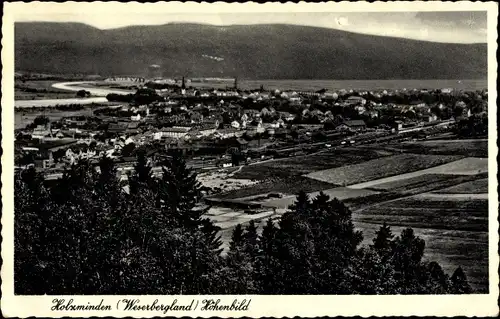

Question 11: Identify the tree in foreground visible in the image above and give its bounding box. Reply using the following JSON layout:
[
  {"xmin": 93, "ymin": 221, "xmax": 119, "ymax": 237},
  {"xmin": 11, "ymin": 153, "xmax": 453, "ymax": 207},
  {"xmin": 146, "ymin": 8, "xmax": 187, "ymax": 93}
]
[
  {"xmin": 14, "ymin": 153, "xmax": 223, "ymax": 294},
  {"xmin": 15, "ymin": 154, "xmax": 475, "ymax": 295}
]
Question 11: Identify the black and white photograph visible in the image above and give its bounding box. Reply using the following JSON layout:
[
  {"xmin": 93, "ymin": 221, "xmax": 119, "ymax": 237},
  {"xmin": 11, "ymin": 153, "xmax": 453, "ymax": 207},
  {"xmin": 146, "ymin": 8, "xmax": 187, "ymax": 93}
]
[{"xmin": 1, "ymin": 1, "xmax": 498, "ymax": 317}]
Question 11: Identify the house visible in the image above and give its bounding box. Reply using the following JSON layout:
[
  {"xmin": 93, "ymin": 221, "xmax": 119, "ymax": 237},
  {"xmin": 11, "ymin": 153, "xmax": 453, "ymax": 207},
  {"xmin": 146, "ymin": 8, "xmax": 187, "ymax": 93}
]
[
  {"xmin": 336, "ymin": 120, "xmax": 367, "ymax": 132},
  {"xmin": 422, "ymin": 114, "xmax": 438, "ymax": 123},
  {"xmin": 36, "ymin": 139, "xmax": 79, "ymax": 167},
  {"xmin": 194, "ymin": 123, "xmax": 218, "ymax": 137},
  {"xmin": 345, "ymin": 96, "xmax": 367, "ymax": 106},
  {"xmin": 158, "ymin": 127, "xmax": 191, "ymax": 139},
  {"xmin": 244, "ymin": 109, "xmax": 261, "ymax": 118},
  {"xmin": 241, "ymin": 113, "xmax": 249, "ymax": 123},
  {"xmin": 278, "ymin": 112, "xmax": 295, "ymax": 122},
  {"xmin": 409, "ymin": 100, "xmax": 426, "ymax": 108},
  {"xmin": 31, "ymin": 125, "xmax": 53, "ymax": 140},
  {"xmin": 216, "ymin": 128, "xmax": 244, "ymax": 139},
  {"xmin": 126, "ymin": 122, "xmax": 140, "ymax": 135},
  {"xmin": 231, "ymin": 121, "xmax": 241, "ymax": 129},
  {"xmin": 108, "ymin": 123, "xmax": 128, "ymax": 135}
]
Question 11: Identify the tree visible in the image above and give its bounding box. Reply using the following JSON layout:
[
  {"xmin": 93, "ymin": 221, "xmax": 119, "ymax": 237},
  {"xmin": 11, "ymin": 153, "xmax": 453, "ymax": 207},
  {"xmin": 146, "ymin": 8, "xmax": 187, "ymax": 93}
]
[
  {"xmin": 157, "ymin": 153, "xmax": 222, "ymax": 253},
  {"xmin": 127, "ymin": 149, "xmax": 153, "ymax": 195},
  {"xmin": 450, "ymin": 267, "xmax": 473, "ymax": 294},
  {"xmin": 229, "ymin": 224, "xmax": 245, "ymax": 251},
  {"xmin": 371, "ymin": 222, "xmax": 394, "ymax": 259},
  {"xmin": 244, "ymin": 220, "xmax": 259, "ymax": 258},
  {"xmin": 391, "ymin": 228, "xmax": 426, "ymax": 294},
  {"xmin": 256, "ymin": 218, "xmax": 278, "ymax": 293},
  {"xmin": 76, "ymin": 89, "xmax": 90, "ymax": 98},
  {"xmin": 33, "ymin": 115, "xmax": 49, "ymax": 126},
  {"xmin": 121, "ymin": 142, "xmax": 136, "ymax": 157}
]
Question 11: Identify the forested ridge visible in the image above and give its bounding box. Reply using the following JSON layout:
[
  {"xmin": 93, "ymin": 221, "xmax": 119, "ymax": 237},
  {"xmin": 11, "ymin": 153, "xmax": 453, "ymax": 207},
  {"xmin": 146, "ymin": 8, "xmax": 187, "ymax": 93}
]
[{"xmin": 15, "ymin": 22, "xmax": 486, "ymax": 79}]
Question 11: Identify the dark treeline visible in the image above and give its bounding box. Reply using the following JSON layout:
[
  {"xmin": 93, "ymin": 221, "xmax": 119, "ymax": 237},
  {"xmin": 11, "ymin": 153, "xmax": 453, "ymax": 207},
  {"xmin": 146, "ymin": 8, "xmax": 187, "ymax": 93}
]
[{"xmin": 15, "ymin": 153, "xmax": 473, "ymax": 295}]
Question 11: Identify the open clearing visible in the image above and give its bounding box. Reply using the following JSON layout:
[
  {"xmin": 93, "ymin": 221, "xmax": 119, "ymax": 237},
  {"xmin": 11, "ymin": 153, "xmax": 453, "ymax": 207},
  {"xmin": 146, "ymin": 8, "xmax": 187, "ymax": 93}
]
[
  {"xmin": 365, "ymin": 139, "xmax": 488, "ymax": 157},
  {"xmin": 215, "ymin": 176, "xmax": 335, "ymax": 200},
  {"xmin": 366, "ymin": 173, "xmax": 487, "ymax": 195},
  {"xmin": 232, "ymin": 147, "xmax": 391, "ymax": 180},
  {"xmin": 356, "ymin": 197, "xmax": 488, "ymax": 232},
  {"xmin": 306, "ymin": 154, "xmax": 464, "ymax": 187},
  {"xmin": 15, "ymin": 109, "xmax": 94, "ymax": 129},
  {"xmin": 198, "ymin": 171, "xmax": 259, "ymax": 193},
  {"xmin": 433, "ymin": 178, "xmax": 489, "ymax": 194}
]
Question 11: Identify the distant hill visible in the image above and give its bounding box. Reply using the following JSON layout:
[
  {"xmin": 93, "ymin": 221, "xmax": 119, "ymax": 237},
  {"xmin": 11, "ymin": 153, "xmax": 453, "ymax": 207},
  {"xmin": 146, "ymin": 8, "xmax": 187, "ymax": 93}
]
[{"xmin": 15, "ymin": 22, "xmax": 487, "ymax": 80}]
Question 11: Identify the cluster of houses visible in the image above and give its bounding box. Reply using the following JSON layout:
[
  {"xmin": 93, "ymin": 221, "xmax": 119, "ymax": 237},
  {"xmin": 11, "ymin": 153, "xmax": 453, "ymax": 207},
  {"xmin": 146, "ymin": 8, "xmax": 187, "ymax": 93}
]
[{"xmin": 15, "ymin": 84, "xmax": 485, "ymax": 171}]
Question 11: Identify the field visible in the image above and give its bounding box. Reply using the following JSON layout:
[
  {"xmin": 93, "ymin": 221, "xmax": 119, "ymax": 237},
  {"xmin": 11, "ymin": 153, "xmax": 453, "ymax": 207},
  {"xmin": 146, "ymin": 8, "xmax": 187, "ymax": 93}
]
[
  {"xmin": 433, "ymin": 178, "xmax": 489, "ymax": 194},
  {"xmin": 368, "ymin": 173, "xmax": 487, "ymax": 195},
  {"xmin": 207, "ymin": 139, "xmax": 490, "ymax": 291},
  {"xmin": 15, "ymin": 109, "xmax": 93, "ymax": 130},
  {"xmin": 232, "ymin": 147, "xmax": 391, "ymax": 180},
  {"xmin": 363, "ymin": 139, "xmax": 488, "ymax": 158},
  {"xmin": 15, "ymin": 80, "xmax": 78, "ymax": 100},
  {"xmin": 306, "ymin": 154, "xmax": 464, "ymax": 186},
  {"xmin": 356, "ymin": 197, "xmax": 488, "ymax": 232}
]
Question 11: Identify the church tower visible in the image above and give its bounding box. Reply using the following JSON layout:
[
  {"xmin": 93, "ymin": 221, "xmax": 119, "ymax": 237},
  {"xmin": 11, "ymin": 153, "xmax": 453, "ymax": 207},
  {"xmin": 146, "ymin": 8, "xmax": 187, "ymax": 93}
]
[{"xmin": 181, "ymin": 76, "xmax": 186, "ymax": 95}]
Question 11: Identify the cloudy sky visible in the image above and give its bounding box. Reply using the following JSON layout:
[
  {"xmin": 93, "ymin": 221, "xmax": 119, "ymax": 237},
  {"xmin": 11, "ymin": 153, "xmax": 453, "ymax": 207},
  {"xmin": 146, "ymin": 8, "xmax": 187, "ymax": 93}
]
[{"xmin": 13, "ymin": 7, "xmax": 487, "ymax": 44}]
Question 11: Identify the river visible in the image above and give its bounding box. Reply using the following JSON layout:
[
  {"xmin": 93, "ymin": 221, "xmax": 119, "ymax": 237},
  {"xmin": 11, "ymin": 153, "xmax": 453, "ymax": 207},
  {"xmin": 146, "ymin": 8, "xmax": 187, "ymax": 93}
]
[{"xmin": 14, "ymin": 81, "xmax": 133, "ymax": 108}]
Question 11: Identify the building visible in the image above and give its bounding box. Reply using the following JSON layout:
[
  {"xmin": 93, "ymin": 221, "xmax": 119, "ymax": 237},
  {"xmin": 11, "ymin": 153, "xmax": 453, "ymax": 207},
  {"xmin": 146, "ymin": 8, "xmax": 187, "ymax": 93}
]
[
  {"xmin": 216, "ymin": 128, "xmax": 244, "ymax": 139},
  {"xmin": 422, "ymin": 114, "xmax": 438, "ymax": 123},
  {"xmin": 345, "ymin": 96, "xmax": 367, "ymax": 106},
  {"xmin": 31, "ymin": 125, "xmax": 53, "ymax": 140},
  {"xmin": 157, "ymin": 127, "xmax": 191, "ymax": 139},
  {"xmin": 336, "ymin": 120, "xmax": 367, "ymax": 132}
]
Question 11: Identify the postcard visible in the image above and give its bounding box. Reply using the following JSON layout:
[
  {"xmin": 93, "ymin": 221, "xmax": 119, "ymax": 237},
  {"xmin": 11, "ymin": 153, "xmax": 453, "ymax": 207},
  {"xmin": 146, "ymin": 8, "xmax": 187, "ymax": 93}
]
[{"xmin": 1, "ymin": 1, "xmax": 498, "ymax": 317}]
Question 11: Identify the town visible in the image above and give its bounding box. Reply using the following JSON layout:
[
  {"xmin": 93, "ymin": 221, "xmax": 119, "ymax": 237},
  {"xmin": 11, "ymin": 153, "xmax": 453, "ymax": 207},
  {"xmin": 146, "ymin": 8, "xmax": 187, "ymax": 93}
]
[{"xmin": 15, "ymin": 75, "xmax": 487, "ymax": 180}]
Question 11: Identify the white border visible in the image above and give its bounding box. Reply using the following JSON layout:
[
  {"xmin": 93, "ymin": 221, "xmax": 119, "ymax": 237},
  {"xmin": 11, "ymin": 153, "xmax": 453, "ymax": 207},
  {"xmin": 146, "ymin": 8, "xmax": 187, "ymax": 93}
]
[{"xmin": 2, "ymin": 2, "xmax": 499, "ymax": 317}]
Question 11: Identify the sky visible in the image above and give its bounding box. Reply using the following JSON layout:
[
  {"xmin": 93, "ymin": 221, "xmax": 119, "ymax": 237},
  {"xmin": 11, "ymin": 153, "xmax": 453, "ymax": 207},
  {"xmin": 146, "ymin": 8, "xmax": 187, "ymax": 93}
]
[{"xmin": 13, "ymin": 9, "xmax": 487, "ymax": 44}]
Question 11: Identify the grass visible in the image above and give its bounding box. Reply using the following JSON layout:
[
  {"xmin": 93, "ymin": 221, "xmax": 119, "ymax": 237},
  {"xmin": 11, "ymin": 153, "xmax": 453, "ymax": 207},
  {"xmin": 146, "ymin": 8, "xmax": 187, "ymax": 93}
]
[
  {"xmin": 233, "ymin": 147, "xmax": 391, "ymax": 180},
  {"xmin": 15, "ymin": 80, "xmax": 78, "ymax": 100},
  {"xmin": 356, "ymin": 197, "xmax": 488, "ymax": 232},
  {"xmin": 381, "ymin": 139, "xmax": 488, "ymax": 158},
  {"xmin": 15, "ymin": 109, "xmax": 93, "ymax": 130},
  {"xmin": 369, "ymin": 173, "xmax": 488, "ymax": 195},
  {"xmin": 306, "ymin": 154, "xmax": 464, "ymax": 186},
  {"xmin": 433, "ymin": 178, "xmax": 489, "ymax": 194}
]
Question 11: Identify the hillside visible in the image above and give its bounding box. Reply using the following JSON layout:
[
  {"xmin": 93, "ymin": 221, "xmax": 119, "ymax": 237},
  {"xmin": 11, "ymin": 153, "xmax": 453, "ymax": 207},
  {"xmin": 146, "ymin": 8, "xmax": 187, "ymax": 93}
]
[{"xmin": 14, "ymin": 22, "xmax": 487, "ymax": 80}]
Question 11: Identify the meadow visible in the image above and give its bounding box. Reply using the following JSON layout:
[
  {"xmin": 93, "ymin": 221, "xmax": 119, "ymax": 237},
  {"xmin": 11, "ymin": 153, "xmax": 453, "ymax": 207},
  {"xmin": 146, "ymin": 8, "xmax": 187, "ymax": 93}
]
[
  {"xmin": 15, "ymin": 80, "xmax": 77, "ymax": 100},
  {"xmin": 306, "ymin": 153, "xmax": 464, "ymax": 186},
  {"xmin": 210, "ymin": 138, "xmax": 490, "ymax": 291},
  {"xmin": 433, "ymin": 178, "xmax": 489, "ymax": 194},
  {"xmin": 232, "ymin": 147, "xmax": 392, "ymax": 180},
  {"xmin": 363, "ymin": 139, "xmax": 488, "ymax": 158}
]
